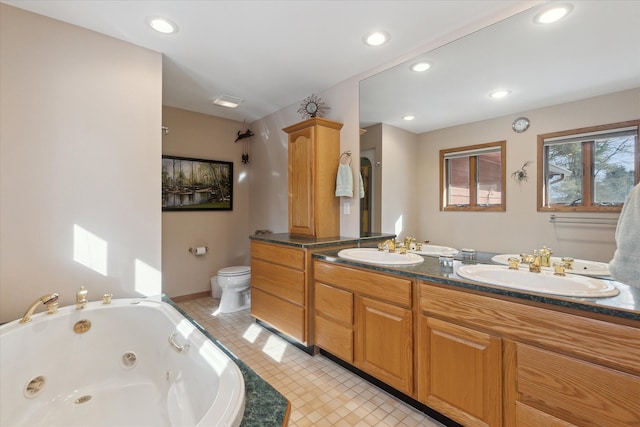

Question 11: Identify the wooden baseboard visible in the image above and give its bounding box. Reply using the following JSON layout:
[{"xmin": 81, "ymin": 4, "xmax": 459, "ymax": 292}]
[{"xmin": 170, "ymin": 291, "xmax": 212, "ymax": 303}]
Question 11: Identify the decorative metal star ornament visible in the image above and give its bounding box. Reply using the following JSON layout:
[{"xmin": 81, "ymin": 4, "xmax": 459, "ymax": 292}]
[
  {"xmin": 298, "ymin": 94, "xmax": 329, "ymax": 119},
  {"xmin": 511, "ymin": 160, "xmax": 533, "ymax": 183}
]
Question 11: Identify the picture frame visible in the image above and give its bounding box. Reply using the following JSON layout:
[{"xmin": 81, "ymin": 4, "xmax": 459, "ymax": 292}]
[{"xmin": 162, "ymin": 155, "xmax": 233, "ymax": 211}]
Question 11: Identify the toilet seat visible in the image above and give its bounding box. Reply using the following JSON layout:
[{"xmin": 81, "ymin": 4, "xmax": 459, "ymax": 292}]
[{"xmin": 218, "ymin": 266, "xmax": 250, "ymax": 277}]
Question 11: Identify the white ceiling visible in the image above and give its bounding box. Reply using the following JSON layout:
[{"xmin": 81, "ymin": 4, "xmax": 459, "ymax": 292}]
[
  {"xmin": 3, "ymin": 0, "xmax": 535, "ymax": 124},
  {"xmin": 360, "ymin": 0, "xmax": 640, "ymax": 133}
]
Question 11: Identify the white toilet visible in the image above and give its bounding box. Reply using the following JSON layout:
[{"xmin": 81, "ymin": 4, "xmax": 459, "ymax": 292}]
[{"xmin": 214, "ymin": 266, "xmax": 251, "ymax": 313}]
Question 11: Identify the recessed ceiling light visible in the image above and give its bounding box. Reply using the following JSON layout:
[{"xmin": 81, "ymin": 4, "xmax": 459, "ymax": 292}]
[
  {"xmin": 363, "ymin": 31, "xmax": 390, "ymax": 47},
  {"xmin": 534, "ymin": 4, "xmax": 573, "ymax": 24},
  {"xmin": 403, "ymin": 115, "xmax": 415, "ymax": 121},
  {"xmin": 489, "ymin": 89, "xmax": 511, "ymax": 99},
  {"xmin": 410, "ymin": 62, "xmax": 431, "ymax": 72},
  {"xmin": 212, "ymin": 94, "xmax": 244, "ymax": 109},
  {"xmin": 149, "ymin": 17, "xmax": 178, "ymax": 34}
]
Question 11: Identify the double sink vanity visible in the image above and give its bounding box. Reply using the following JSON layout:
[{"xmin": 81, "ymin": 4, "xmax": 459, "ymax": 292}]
[
  {"xmin": 250, "ymin": 233, "xmax": 640, "ymax": 427},
  {"xmin": 253, "ymin": 116, "xmax": 640, "ymax": 426}
]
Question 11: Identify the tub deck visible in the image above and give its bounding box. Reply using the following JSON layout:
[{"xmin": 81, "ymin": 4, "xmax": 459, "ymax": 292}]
[{"xmin": 165, "ymin": 296, "xmax": 290, "ymax": 427}]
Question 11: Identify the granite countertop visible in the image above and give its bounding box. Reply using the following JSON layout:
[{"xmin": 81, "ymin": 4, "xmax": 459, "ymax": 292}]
[
  {"xmin": 312, "ymin": 249, "xmax": 640, "ymax": 323},
  {"xmin": 165, "ymin": 297, "xmax": 289, "ymax": 427},
  {"xmin": 249, "ymin": 232, "xmax": 394, "ymax": 248}
]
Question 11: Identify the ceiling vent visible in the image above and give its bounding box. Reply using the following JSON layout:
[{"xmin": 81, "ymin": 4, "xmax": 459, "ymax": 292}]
[{"xmin": 212, "ymin": 94, "xmax": 244, "ymax": 109}]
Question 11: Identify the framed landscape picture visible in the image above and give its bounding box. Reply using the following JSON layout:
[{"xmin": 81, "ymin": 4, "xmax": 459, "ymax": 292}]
[{"xmin": 162, "ymin": 155, "xmax": 233, "ymax": 211}]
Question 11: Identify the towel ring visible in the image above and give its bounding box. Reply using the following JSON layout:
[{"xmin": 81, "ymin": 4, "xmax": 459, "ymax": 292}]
[{"xmin": 339, "ymin": 151, "xmax": 352, "ymax": 165}]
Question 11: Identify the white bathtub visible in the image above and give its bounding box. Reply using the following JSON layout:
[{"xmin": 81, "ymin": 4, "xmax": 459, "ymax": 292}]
[{"xmin": 0, "ymin": 297, "xmax": 245, "ymax": 427}]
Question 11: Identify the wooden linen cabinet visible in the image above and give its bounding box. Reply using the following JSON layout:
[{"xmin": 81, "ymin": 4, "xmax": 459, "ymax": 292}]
[{"xmin": 283, "ymin": 117, "xmax": 342, "ymax": 238}]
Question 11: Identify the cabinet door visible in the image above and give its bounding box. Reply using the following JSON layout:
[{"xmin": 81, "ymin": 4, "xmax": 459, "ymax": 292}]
[
  {"xmin": 355, "ymin": 296, "xmax": 413, "ymax": 395},
  {"xmin": 288, "ymin": 128, "xmax": 314, "ymax": 236},
  {"xmin": 418, "ymin": 316, "xmax": 502, "ymax": 427}
]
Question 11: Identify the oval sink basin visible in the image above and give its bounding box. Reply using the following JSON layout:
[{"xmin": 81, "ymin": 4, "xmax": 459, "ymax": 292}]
[
  {"xmin": 338, "ymin": 248, "xmax": 424, "ymax": 266},
  {"xmin": 410, "ymin": 245, "xmax": 458, "ymax": 257},
  {"xmin": 491, "ymin": 254, "xmax": 610, "ymax": 277},
  {"xmin": 456, "ymin": 264, "xmax": 619, "ymax": 298}
]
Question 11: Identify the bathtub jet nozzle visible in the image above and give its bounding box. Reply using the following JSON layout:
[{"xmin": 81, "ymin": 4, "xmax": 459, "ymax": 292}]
[{"xmin": 19, "ymin": 293, "xmax": 60, "ymax": 323}]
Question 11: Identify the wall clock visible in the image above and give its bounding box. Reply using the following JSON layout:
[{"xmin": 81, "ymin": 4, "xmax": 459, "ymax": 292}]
[
  {"xmin": 512, "ymin": 117, "xmax": 530, "ymax": 133},
  {"xmin": 297, "ymin": 94, "xmax": 329, "ymax": 119}
]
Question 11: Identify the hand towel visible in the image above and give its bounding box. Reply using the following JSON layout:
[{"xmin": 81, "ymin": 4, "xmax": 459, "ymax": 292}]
[
  {"xmin": 359, "ymin": 172, "xmax": 365, "ymax": 199},
  {"xmin": 335, "ymin": 164, "xmax": 353, "ymax": 197},
  {"xmin": 609, "ymin": 183, "xmax": 640, "ymax": 288}
]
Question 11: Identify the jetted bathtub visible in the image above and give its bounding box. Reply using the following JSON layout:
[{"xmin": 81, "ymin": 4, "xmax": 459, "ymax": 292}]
[{"xmin": 0, "ymin": 297, "xmax": 245, "ymax": 426}]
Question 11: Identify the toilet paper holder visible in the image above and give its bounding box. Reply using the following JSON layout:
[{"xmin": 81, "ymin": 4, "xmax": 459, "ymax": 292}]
[{"xmin": 189, "ymin": 246, "xmax": 209, "ymax": 255}]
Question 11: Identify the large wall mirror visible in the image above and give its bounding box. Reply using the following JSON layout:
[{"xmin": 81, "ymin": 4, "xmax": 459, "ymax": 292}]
[{"xmin": 359, "ymin": 1, "xmax": 640, "ymax": 244}]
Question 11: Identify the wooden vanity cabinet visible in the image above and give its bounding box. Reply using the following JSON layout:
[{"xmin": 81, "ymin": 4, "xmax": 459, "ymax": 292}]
[
  {"xmin": 283, "ymin": 118, "xmax": 342, "ymax": 238},
  {"xmin": 250, "ymin": 239, "xmax": 363, "ymax": 346},
  {"xmin": 419, "ymin": 282, "xmax": 640, "ymax": 427},
  {"xmin": 310, "ymin": 260, "xmax": 639, "ymax": 426},
  {"xmin": 313, "ymin": 260, "xmax": 414, "ymax": 395},
  {"xmin": 251, "ymin": 241, "xmax": 306, "ymax": 342}
]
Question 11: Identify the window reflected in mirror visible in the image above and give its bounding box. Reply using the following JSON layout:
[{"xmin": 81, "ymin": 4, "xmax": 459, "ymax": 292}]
[
  {"xmin": 538, "ymin": 120, "xmax": 639, "ymax": 211},
  {"xmin": 440, "ymin": 141, "xmax": 506, "ymax": 211}
]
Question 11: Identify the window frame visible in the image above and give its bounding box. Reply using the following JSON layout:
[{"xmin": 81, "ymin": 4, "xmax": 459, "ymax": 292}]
[
  {"xmin": 440, "ymin": 140, "xmax": 506, "ymax": 212},
  {"xmin": 537, "ymin": 120, "xmax": 640, "ymax": 212}
]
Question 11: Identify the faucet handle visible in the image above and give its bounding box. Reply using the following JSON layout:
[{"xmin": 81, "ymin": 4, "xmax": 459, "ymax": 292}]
[
  {"xmin": 102, "ymin": 293, "xmax": 113, "ymax": 304},
  {"xmin": 561, "ymin": 257, "xmax": 574, "ymax": 270},
  {"xmin": 76, "ymin": 286, "xmax": 88, "ymax": 309},
  {"xmin": 553, "ymin": 262, "xmax": 566, "ymax": 276},
  {"xmin": 508, "ymin": 257, "xmax": 520, "ymax": 270},
  {"xmin": 47, "ymin": 301, "xmax": 59, "ymax": 314}
]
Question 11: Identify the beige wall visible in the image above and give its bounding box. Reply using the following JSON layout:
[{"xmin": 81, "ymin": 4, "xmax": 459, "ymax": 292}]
[
  {"xmin": 415, "ymin": 88, "xmax": 639, "ymax": 262},
  {"xmin": 380, "ymin": 124, "xmax": 419, "ymax": 239},
  {"xmin": 0, "ymin": 4, "xmax": 162, "ymax": 323},
  {"xmin": 161, "ymin": 107, "xmax": 250, "ymax": 298},
  {"xmin": 249, "ymin": 76, "xmax": 363, "ymax": 238}
]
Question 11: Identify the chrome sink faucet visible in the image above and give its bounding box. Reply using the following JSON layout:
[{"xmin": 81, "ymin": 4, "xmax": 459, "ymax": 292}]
[{"xmin": 19, "ymin": 293, "xmax": 59, "ymax": 323}]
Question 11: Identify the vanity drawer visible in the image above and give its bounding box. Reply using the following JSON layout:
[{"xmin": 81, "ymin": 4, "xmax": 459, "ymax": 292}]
[
  {"xmin": 314, "ymin": 260, "xmax": 412, "ymax": 308},
  {"xmin": 251, "ymin": 258, "xmax": 304, "ymax": 305},
  {"xmin": 251, "ymin": 240, "xmax": 305, "ymax": 270},
  {"xmin": 419, "ymin": 282, "xmax": 640, "ymax": 374},
  {"xmin": 251, "ymin": 288, "xmax": 305, "ymax": 342},
  {"xmin": 314, "ymin": 282, "xmax": 353, "ymax": 326},
  {"xmin": 515, "ymin": 343, "xmax": 640, "ymax": 427},
  {"xmin": 314, "ymin": 315, "xmax": 353, "ymax": 362}
]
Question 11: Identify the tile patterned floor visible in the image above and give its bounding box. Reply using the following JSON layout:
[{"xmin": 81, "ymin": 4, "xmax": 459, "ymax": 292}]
[{"xmin": 179, "ymin": 297, "xmax": 445, "ymax": 427}]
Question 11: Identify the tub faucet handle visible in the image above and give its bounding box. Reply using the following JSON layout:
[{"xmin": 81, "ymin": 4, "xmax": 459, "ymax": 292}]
[
  {"xmin": 76, "ymin": 286, "xmax": 88, "ymax": 309},
  {"xmin": 47, "ymin": 301, "xmax": 59, "ymax": 314}
]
